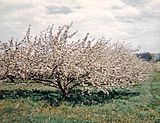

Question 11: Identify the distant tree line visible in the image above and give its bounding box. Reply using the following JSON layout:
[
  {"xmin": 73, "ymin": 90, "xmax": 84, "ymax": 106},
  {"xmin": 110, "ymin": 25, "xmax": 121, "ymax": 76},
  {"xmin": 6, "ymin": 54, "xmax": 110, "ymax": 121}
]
[{"xmin": 136, "ymin": 52, "xmax": 160, "ymax": 62}]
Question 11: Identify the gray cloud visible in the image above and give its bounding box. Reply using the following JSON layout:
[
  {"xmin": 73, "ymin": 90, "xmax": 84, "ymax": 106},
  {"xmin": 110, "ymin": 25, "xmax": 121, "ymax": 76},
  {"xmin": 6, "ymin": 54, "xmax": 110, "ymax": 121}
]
[
  {"xmin": 111, "ymin": 5, "xmax": 122, "ymax": 9},
  {"xmin": 0, "ymin": 2, "xmax": 33, "ymax": 15},
  {"xmin": 121, "ymin": 0, "xmax": 147, "ymax": 6},
  {"xmin": 0, "ymin": 0, "xmax": 159, "ymax": 53},
  {"xmin": 47, "ymin": 6, "xmax": 73, "ymax": 14},
  {"xmin": 115, "ymin": 16, "xmax": 135, "ymax": 23}
]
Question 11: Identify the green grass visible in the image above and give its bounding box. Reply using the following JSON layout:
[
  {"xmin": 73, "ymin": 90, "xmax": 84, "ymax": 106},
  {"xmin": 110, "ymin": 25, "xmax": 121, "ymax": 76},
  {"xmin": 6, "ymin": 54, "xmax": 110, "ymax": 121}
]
[{"xmin": 0, "ymin": 72, "xmax": 160, "ymax": 123}]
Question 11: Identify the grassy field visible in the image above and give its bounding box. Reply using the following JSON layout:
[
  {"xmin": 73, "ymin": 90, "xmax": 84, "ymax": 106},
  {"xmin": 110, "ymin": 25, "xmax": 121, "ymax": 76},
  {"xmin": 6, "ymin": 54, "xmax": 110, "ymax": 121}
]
[{"xmin": 0, "ymin": 72, "xmax": 160, "ymax": 123}]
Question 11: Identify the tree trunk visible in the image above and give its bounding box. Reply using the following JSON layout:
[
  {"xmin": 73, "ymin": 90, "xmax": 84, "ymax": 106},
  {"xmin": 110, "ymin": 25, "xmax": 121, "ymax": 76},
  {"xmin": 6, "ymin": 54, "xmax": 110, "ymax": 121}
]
[
  {"xmin": 7, "ymin": 75, "xmax": 15, "ymax": 83},
  {"xmin": 61, "ymin": 89, "xmax": 69, "ymax": 99},
  {"xmin": 57, "ymin": 80, "xmax": 69, "ymax": 99}
]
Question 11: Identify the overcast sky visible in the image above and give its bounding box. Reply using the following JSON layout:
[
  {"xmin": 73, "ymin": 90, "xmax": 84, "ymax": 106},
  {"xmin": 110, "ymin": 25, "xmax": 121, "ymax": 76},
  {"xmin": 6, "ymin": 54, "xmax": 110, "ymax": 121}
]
[{"xmin": 0, "ymin": 0, "xmax": 160, "ymax": 53}]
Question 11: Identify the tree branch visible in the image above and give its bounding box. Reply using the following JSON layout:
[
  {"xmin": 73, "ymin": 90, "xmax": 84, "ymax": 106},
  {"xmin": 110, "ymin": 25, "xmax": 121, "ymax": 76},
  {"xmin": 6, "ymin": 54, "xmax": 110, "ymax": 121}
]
[
  {"xmin": 65, "ymin": 78, "xmax": 76, "ymax": 87},
  {"xmin": 34, "ymin": 79, "xmax": 59, "ymax": 88}
]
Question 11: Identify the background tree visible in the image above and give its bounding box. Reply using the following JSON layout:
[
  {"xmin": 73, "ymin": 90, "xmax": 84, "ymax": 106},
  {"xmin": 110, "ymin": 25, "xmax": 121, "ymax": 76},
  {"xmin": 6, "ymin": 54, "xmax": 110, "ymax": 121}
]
[{"xmin": 136, "ymin": 52, "xmax": 152, "ymax": 61}]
